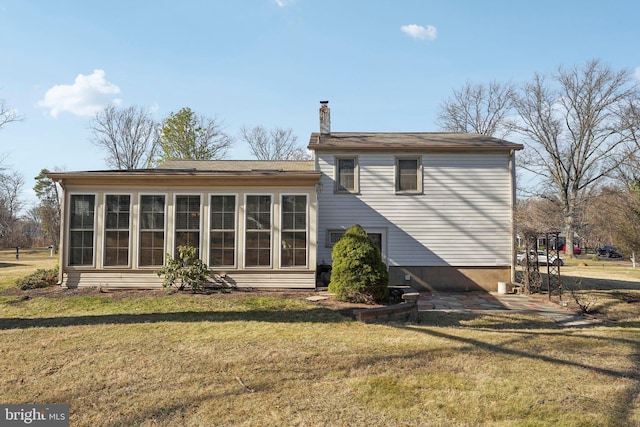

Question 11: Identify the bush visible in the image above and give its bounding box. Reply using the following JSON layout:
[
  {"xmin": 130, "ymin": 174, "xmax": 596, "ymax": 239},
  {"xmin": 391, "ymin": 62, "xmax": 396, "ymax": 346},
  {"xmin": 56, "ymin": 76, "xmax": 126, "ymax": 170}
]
[
  {"xmin": 16, "ymin": 267, "xmax": 59, "ymax": 290},
  {"xmin": 328, "ymin": 224, "xmax": 389, "ymax": 304},
  {"xmin": 156, "ymin": 246, "xmax": 210, "ymax": 292}
]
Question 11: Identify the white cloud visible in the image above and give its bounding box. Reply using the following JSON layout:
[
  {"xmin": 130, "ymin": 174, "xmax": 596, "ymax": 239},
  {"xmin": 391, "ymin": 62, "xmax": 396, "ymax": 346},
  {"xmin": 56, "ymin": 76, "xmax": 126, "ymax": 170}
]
[
  {"xmin": 635, "ymin": 67, "xmax": 640, "ymax": 81},
  {"xmin": 37, "ymin": 69, "xmax": 121, "ymax": 118},
  {"xmin": 401, "ymin": 24, "xmax": 437, "ymax": 41}
]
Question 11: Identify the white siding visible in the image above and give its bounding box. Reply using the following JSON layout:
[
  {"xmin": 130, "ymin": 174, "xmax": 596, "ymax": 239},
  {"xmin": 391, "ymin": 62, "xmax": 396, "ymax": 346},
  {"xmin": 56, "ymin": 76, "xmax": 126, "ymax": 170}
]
[{"xmin": 317, "ymin": 152, "xmax": 513, "ymax": 267}]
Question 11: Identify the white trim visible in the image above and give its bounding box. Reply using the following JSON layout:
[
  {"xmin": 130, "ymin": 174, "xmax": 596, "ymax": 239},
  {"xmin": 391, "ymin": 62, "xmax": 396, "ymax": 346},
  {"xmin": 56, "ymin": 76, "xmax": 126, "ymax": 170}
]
[
  {"xmin": 137, "ymin": 193, "xmax": 168, "ymax": 269},
  {"xmin": 243, "ymin": 193, "xmax": 274, "ymax": 269},
  {"xmin": 172, "ymin": 193, "xmax": 204, "ymax": 259},
  {"xmin": 67, "ymin": 192, "xmax": 98, "ymax": 268},
  {"xmin": 207, "ymin": 192, "xmax": 239, "ymax": 269},
  {"xmin": 279, "ymin": 193, "xmax": 310, "ymax": 269},
  {"xmin": 102, "ymin": 193, "xmax": 133, "ymax": 269}
]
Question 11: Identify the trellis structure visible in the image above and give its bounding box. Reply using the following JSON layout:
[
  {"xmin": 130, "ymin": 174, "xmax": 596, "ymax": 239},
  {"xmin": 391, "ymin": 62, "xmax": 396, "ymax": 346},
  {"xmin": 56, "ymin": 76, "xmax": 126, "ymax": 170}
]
[{"xmin": 519, "ymin": 231, "xmax": 562, "ymax": 300}]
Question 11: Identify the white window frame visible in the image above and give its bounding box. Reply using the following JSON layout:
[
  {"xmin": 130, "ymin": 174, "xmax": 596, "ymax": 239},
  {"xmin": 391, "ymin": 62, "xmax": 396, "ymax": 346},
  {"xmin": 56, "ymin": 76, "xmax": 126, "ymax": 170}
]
[
  {"xmin": 103, "ymin": 193, "xmax": 133, "ymax": 268},
  {"xmin": 244, "ymin": 193, "xmax": 274, "ymax": 269},
  {"xmin": 67, "ymin": 193, "xmax": 97, "ymax": 268},
  {"xmin": 207, "ymin": 192, "xmax": 239, "ymax": 269},
  {"xmin": 173, "ymin": 193, "xmax": 203, "ymax": 259},
  {"xmin": 280, "ymin": 193, "xmax": 309, "ymax": 269},
  {"xmin": 137, "ymin": 193, "xmax": 168, "ymax": 269}
]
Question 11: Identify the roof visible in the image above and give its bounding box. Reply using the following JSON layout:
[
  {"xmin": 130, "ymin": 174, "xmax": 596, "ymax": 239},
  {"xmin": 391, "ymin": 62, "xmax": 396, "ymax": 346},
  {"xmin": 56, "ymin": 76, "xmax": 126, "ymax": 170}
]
[
  {"xmin": 47, "ymin": 160, "xmax": 320, "ymax": 187},
  {"xmin": 158, "ymin": 159, "xmax": 315, "ymax": 172},
  {"xmin": 307, "ymin": 132, "xmax": 523, "ymax": 152}
]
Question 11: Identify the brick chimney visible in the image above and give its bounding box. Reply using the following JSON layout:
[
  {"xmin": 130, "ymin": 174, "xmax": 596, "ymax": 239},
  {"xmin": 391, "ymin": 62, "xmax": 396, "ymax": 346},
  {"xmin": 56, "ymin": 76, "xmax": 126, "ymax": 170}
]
[{"xmin": 319, "ymin": 101, "xmax": 330, "ymax": 136}]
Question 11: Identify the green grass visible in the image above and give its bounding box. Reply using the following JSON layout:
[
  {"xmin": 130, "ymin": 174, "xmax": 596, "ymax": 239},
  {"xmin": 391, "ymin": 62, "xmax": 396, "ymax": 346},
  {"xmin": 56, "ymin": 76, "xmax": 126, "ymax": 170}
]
[{"xmin": 2, "ymin": 250, "xmax": 640, "ymax": 426}]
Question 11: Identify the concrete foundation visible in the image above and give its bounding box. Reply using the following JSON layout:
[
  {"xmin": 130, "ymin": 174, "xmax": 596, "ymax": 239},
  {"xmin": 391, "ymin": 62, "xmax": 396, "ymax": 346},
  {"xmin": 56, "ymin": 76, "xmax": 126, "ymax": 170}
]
[{"xmin": 389, "ymin": 266, "xmax": 511, "ymax": 292}]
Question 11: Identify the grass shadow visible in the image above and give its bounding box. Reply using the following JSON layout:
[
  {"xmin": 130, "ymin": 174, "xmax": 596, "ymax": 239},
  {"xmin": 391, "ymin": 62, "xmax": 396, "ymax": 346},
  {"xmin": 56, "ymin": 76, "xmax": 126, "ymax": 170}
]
[{"xmin": 0, "ymin": 307, "xmax": 353, "ymax": 330}]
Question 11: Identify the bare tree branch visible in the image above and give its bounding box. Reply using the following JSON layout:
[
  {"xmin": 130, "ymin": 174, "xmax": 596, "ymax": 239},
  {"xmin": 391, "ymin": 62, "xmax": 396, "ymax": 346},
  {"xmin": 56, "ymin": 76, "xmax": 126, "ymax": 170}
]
[
  {"xmin": 436, "ymin": 80, "xmax": 515, "ymax": 138},
  {"xmin": 90, "ymin": 105, "xmax": 158, "ymax": 169},
  {"xmin": 240, "ymin": 125, "xmax": 310, "ymax": 160},
  {"xmin": 0, "ymin": 98, "xmax": 22, "ymax": 131},
  {"xmin": 512, "ymin": 59, "xmax": 640, "ymax": 257}
]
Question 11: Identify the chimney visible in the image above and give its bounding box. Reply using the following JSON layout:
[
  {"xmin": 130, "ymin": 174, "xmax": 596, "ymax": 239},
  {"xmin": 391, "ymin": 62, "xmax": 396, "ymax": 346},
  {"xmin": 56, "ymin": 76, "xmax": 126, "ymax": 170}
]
[{"xmin": 319, "ymin": 101, "xmax": 330, "ymax": 136}]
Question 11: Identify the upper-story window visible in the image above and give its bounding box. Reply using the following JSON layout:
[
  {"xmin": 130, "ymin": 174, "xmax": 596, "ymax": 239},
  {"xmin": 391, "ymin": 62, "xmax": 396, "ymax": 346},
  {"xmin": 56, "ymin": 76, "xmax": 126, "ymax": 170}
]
[
  {"xmin": 396, "ymin": 157, "xmax": 422, "ymax": 194},
  {"xmin": 335, "ymin": 157, "xmax": 358, "ymax": 193}
]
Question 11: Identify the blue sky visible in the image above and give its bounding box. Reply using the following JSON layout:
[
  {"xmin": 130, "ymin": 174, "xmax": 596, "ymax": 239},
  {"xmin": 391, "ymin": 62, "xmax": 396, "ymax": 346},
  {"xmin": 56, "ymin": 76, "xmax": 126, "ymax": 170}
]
[{"xmin": 1, "ymin": 0, "xmax": 639, "ymax": 205}]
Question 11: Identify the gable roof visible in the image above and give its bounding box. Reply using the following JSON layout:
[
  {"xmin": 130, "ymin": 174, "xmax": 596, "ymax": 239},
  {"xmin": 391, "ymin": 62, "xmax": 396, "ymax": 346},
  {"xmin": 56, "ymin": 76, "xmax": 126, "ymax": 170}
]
[{"xmin": 308, "ymin": 132, "xmax": 523, "ymax": 152}]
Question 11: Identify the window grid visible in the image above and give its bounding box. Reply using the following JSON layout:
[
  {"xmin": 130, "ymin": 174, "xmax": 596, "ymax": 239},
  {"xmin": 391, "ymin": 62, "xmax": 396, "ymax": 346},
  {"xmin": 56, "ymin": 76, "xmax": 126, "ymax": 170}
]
[
  {"xmin": 175, "ymin": 195, "xmax": 201, "ymax": 256},
  {"xmin": 281, "ymin": 195, "xmax": 307, "ymax": 267},
  {"xmin": 69, "ymin": 194, "xmax": 95, "ymax": 266},
  {"xmin": 245, "ymin": 195, "xmax": 271, "ymax": 267},
  {"xmin": 210, "ymin": 195, "xmax": 236, "ymax": 267},
  {"xmin": 104, "ymin": 195, "xmax": 130, "ymax": 267},
  {"xmin": 139, "ymin": 195, "xmax": 165, "ymax": 267}
]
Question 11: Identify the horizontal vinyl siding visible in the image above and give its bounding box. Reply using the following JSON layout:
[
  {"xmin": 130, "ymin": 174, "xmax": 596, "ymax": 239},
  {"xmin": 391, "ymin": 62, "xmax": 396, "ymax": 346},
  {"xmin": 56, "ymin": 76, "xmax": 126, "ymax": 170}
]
[
  {"xmin": 317, "ymin": 152, "xmax": 512, "ymax": 267},
  {"xmin": 64, "ymin": 270, "xmax": 316, "ymax": 289}
]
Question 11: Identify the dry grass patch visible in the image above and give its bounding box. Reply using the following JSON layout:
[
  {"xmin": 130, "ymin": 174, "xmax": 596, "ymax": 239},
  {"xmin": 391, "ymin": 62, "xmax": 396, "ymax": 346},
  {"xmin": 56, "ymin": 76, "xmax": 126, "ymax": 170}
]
[{"xmin": 2, "ymin": 252, "xmax": 640, "ymax": 425}]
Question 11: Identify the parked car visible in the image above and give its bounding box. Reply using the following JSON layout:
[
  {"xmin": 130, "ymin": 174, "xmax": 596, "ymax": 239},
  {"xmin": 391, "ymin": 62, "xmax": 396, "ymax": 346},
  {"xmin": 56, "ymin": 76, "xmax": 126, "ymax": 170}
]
[
  {"xmin": 517, "ymin": 250, "xmax": 564, "ymax": 266},
  {"xmin": 559, "ymin": 244, "xmax": 581, "ymax": 255},
  {"xmin": 596, "ymin": 245, "xmax": 622, "ymax": 258}
]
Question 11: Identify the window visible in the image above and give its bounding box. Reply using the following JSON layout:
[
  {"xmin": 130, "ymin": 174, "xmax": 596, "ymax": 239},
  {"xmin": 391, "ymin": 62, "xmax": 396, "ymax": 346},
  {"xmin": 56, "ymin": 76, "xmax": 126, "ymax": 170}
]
[
  {"xmin": 335, "ymin": 157, "xmax": 358, "ymax": 193},
  {"xmin": 326, "ymin": 230, "xmax": 345, "ymax": 248},
  {"xmin": 139, "ymin": 195, "xmax": 165, "ymax": 267},
  {"xmin": 396, "ymin": 157, "xmax": 421, "ymax": 193},
  {"xmin": 281, "ymin": 195, "xmax": 307, "ymax": 267},
  {"xmin": 326, "ymin": 229, "xmax": 383, "ymax": 254},
  {"xmin": 69, "ymin": 194, "xmax": 95, "ymax": 266},
  {"xmin": 104, "ymin": 195, "xmax": 130, "ymax": 266},
  {"xmin": 245, "ymin": 195, "xmax": 271, "ymax": 267},
  {"xmin": 175, "ymin": 195, "xmax": 201, "ymax": 255},
  {"xmin": 210, "ymin": 195, "xmax": 236, "ymax": 267}
]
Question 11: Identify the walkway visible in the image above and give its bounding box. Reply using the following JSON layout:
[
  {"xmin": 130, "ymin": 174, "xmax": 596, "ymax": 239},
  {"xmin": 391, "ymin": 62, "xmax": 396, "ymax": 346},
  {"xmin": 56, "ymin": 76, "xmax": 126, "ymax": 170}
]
[{"xmin": 417, "ymin": 291, "xmax": 591, "ymax": 325}]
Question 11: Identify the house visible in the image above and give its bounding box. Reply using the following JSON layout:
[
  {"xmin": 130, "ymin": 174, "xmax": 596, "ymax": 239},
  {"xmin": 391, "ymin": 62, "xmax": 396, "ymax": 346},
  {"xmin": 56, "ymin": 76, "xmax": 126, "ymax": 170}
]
[{"xmin": 49, "ymin": 101, "xmax": 522, "ymax": 292}]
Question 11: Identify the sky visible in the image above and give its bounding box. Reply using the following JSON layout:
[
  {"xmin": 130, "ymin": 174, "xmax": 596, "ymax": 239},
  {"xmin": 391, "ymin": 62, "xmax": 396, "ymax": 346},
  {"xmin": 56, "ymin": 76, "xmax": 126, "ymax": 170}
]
[{"xmin": 1, "ymin": 0, "xmax": 639, "ymax": 206}]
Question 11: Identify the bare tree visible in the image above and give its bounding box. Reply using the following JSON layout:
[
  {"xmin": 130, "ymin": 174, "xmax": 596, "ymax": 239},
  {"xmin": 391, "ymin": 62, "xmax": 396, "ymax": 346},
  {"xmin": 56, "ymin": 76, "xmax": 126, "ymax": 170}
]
[
  {"xmin": 240, "ymin": 125, "xmax": 310, "ymax": 160},
  {"xmin": 90, "ymin": 105, "xmax": 158, "ymax": 169},
  {"xmin": 0, "ymin": 170, "xmax": 24, "ymax": 243},
  {"xmin": 436, "ymin": 80, "xmax": 515, "ymax": 138},
  {"xmin": 154, "ymin": 107, "xmax": 233, "ymax": 164},
  {"xmin": 512, "ymin": 59, "xmax": 640, "ymax": 257},
  {"xmin": 0, "ymin": 98, "xmax": 22, "ymax": 131}
]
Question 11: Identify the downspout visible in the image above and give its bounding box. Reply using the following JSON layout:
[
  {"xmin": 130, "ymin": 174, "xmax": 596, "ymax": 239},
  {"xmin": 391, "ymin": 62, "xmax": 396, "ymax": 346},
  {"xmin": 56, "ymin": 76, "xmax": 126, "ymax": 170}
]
[{"xmin": 509, "ymin": 149, "xmax": 517, "ymax": 284}]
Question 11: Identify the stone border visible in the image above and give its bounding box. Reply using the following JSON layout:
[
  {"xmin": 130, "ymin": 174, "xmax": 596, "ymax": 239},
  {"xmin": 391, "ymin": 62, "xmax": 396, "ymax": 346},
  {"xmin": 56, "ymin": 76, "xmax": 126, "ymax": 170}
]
[{"xmin": 354, "ymin": 292, "xmax": 419, "ymax": 323}]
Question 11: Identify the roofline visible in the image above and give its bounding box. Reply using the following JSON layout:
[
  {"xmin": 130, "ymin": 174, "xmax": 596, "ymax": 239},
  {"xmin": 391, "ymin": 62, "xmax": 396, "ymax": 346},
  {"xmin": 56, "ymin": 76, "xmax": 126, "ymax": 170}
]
[{"xmin": 48, "ymin": 170, "xmax": 322, "ymax": 187}]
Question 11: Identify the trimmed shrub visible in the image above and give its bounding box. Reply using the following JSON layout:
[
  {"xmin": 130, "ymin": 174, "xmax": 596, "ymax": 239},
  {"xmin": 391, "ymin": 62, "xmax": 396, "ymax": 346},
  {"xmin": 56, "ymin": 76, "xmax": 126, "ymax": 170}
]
[
  {"xmin": 16, "ymin": 266, "xmax": 59, "ymax": 290},
  {"xmin": 329, "ymin": 224, "xmax": 389, "ymax": 303},
  {"xmin": 156, "ymin": 245, "xmax": 210, "ymax": 292}
]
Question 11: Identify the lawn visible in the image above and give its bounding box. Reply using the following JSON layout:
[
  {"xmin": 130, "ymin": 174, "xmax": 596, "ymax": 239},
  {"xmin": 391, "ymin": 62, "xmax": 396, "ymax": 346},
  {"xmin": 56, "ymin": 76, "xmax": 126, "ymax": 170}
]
[{"xmin": 1, "ymin": 250, "xmax": 640, "ymax": 426}]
